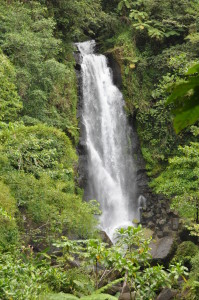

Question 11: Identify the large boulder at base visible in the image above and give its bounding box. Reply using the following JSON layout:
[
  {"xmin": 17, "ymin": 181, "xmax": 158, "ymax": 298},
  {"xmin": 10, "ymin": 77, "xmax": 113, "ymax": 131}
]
[
  {"xmin": 157, "ymin": 288, "xmax": 178, "ymax": 300},
  {"xmin": 150, "ymin": 236, "xmax": 175, "ymax": 260}
]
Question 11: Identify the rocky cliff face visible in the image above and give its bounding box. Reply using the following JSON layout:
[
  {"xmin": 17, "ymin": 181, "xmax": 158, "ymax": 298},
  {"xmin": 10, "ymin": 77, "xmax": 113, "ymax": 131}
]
[
  {"xmin": 74, "ymin": 49, "xmax": 91, "ymax": 200},
  {"xmin": 74, "ymin": 46, "xmax": 180, "ymax": 245},
  {"xmin": 129, "ymin": 117, "xmax": 180, "ymax": 239}
]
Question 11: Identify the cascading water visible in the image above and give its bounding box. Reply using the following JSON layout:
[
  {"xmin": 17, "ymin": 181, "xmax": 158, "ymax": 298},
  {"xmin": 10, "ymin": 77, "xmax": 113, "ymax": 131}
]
[{"xmin": 77, "ymin": 40, "xmax": 139, "ymax": 239}]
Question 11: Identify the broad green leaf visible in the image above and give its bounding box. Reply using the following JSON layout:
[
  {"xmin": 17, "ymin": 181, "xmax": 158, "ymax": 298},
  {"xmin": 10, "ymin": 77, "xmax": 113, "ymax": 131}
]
[
  {"xmin": 118, "ymin": 2, "xmax": 123, "ymax": 10},
  {"xmin": 167, "ymin": 77, "xmax": 199, "ymax": 103},
  {"xmin": 186, "ymin": 63, "xmax": 199, "ymax": 75},
  {"xmin": 173, "ymin": 105, "xmax": 199, "ymax": 133},
  {"xmin": 125, "ymin": 1, "xmax": 130, "ymax": 9}
]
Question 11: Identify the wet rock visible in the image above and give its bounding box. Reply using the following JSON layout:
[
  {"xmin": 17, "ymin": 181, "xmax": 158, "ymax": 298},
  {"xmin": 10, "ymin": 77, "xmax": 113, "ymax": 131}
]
[
  {"xmin": 75, "ymin": 63, "xmax": 81, "ymax": 71},
  {"xmin": 67, "ymin": 259, "xmax": 80, "ymax": 268},
  {"xmin": 150, "ymin": 236, "xmax": 175, "ymax": 260},
  {"xmin": 122, "ymin": 285, "xmax": 130, "ymax": 293},
  {"xmin": 107, "ymin": 54, "xmax": 122, "ymax": 89},
  {"xmin": 148, "ymin": 221, "xmax": 155, "ymax": 229},
  {"xmin": 163, "ymin": 226, "xmax": 170, "ymax": 236},
  {"xmin": 157, "ymin": 231, "xmax": 164, "ymax": 238},
  {"xmin": 157, "ymin": 288, "xmax": 178, "ymax": 300},
  {"xmin": 166, "ymin": 207, "xmax": 171, "ymax": 214},
  {"xmin": 168, "ymin": 220, "xmax": 172, "ymax": 226},
  {"xmin": 100, "ymin": 231, "xmax": 113, "ymax": 246},
  {"xmin": 143, "ymin": 211, "xmax": 154, "ymax": 219},
  {"xmin": 137, "ymin": 179, "xmax": 148, "ymax": 187},
  {"xmin": 73, "ymin": 50, "xmax": 83, "ymax": 67},
  {"xmin": 157, "ymin": 219, "xmax": 167, "ymax": 226},
  {"xmin": 119, "ymin": 292, "xmax": 135, "ymax": 300},
  {"xmin": 77, "ymin": 138, "xmax": 87, "ymax": 154},
  {"xmin": 172, "ymin": 210, "xmax": 179, "ymax": 217},
  {"xmin": 172, "ymin": 218, "xmax": 179, "ymax": 231}
]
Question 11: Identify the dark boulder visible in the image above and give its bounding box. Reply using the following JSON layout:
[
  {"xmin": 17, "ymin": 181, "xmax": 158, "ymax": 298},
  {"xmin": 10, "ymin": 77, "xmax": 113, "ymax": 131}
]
[
  {"xmin": 157, "ymin": 288, "xmax": 178, "ymax": 300},
  {"xmin": 150, "ymin": 236, "xmax": 175, "ymax": 260}
]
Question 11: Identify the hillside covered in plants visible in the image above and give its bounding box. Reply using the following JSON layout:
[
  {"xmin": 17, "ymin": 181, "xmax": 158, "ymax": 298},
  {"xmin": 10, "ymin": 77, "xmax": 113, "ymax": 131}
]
[{"xmin": 0, "ymin": 1, "xmax": 199, "ymax": 299}]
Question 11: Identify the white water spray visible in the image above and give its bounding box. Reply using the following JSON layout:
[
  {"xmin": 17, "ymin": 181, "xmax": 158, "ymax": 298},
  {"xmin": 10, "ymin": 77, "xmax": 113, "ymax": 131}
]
[{"xmin": 77, "ymin": 40, "xmax": 138, "ymax": 239}]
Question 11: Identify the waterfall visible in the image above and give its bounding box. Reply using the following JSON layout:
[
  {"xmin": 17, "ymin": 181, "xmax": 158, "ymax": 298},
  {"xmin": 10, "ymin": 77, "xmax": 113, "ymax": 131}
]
[{"xmin": 77, "ymin": 40, "xmax": 138, "ymax": 239}]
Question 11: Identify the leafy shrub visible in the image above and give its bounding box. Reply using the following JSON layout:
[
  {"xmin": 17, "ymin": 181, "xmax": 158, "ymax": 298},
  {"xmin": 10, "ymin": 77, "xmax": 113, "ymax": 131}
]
[
  {"xmin": 2, "ymin": 171, "xmax": 98, "ymax": 243},
  {"xmin": 173, "ymin": 241, "xmax": 198, "ymax": 268},
  {"xmin": 42, "ymin": 267, "xmax": 94, "ymax": 296},
  {"xmin": 40, "ymin": 293, "xmax": 118, "ymax": 300},
  {"xmin": 54, "ymin": 226, "xmax": 188, "ymax": 300},
  {"xmin": 0, "ymin": 251, "xmax": 49, "ymax": 300},
  {"xmin": 0, "ymin": 122, "xmax": 98, "ymax": 243},
  {"xmin": 150, "ymin": 140, "xmax": 199, "ymax": 221},
  {"xmin": 0, "ymin": 52, "xmax": 22, "ymax": 122},
  {"xmin": 0, "ymin": 123, "xmax": 77, "ymax": 175},
  {"xmin": 0, "ymin": 1, "xmax": 79, "ymax": 139},
  {"xmin": 184, "ymin": 252, "xmax": 199, "ymax": 300},
  {"xmin": 190, "ymin": 252, "xmax": 199, "ymax": 280},
  {"xmin": 0, "ymin": 181, "xmax": 18, "ymax": 249}
]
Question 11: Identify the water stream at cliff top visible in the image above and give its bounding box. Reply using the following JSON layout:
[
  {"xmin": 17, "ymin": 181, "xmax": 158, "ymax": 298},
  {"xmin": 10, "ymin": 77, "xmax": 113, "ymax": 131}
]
[{"xmin": 77, "ymin": 40, "xmax": 138, "ymax": 239}]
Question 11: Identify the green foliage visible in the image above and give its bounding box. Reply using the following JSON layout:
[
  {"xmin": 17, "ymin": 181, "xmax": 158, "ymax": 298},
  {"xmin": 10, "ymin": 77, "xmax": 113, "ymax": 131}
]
[
  {"xmin": 136, "ymin": 73, "xmax": 179, "ymax": 175},
  {"xmin": 136, "ymin": 53, "xmax": 195, "ymax": 175},
  {"xmin": 0, "ymin": 251, "xmax": 50, "ymax": 300},
  {"xmin": 0, "ymin": 181, "xmax": 18, "ymax": 249},
  {"xmin": 105, "ymin": 30, "xmax": 192, "ymax": 176},
  {"xmin": 167, "ymin": 62, "xmax": 199, "ymax": 133},
  {"xmin": 0, "ymin": 123, "xmax": 76, "ymax": 175},
  {"xmin": 0, "ymin": 122, "xmax": 98, "ymax": 244},
  {"xmin": 41, "ymin": 266, "xmax": 95, "ymax": 296},
  {"xmin": 0, "ymin": 52, "xmax": 22, "ymax": 122},
  {"xmin": 190, "ymin": 252, "xmax": 199, "ymax": 281},
  {"xmin": 45, "ymin": 0, "xmax": 112, "ymax": 41},
  {"xmin": 41, "ymin": 293, "xmax": 118, "ymax": 300},
  {"xmin": 41, "ymin": 294, "xmax": 79, "ymax": 300},
  {"xmin": 104, "ymin": 0, "xmax": 199, "ymax": 179},
  {"xmin": 176, "ymin": 241, "xmax": 198, "ymax": 261},
  {"xmin": 54, "ymin": 226, "xmax": 187, "ymax": 300},
  {"xmin": 186, "ymin": 222, "xmax": 199, "ymax": 237},
  {"xmin": 118, "ymin": 0, "xmax": 131, "ymax": 12},
  {"xmin": 150, "ymin": 137, "xmax": 199, "ymax": 221},
  {"xmin": 2, "ymin": 171, "xmax": 98, "ymax": 242},
  {"xmin": 104, "ymin": 29, "xmax": 148, "ymax": 114},
  {"xmin": 173, "ymin": 241, "xmax": 199, "ymax": 267},
  {"xmin": 117, "ymin": 0, "xmax": 198, "ymax": 42},
  {"xmin": 0, "ymin": 1, "xmax": 79, "ymax": 139},
  {"xmin": 183, "ymin": 252, "xmax": 199, "ymax": 300},
  {"xmin": 0, "ymin": 1, "xmax": 198, "ymax": 299}
]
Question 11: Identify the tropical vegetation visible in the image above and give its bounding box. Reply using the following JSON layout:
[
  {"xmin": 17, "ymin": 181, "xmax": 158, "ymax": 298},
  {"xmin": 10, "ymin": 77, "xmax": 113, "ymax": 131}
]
[{"xmin": 0, "ymin": 0, "xmax": 199, "ymax": 299}]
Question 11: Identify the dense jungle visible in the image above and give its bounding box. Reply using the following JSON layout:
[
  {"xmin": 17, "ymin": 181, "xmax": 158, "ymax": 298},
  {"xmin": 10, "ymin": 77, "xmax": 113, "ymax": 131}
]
[{"xmin": 0, "ymin": 0, "xmax": 199, "ymax": 299}]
